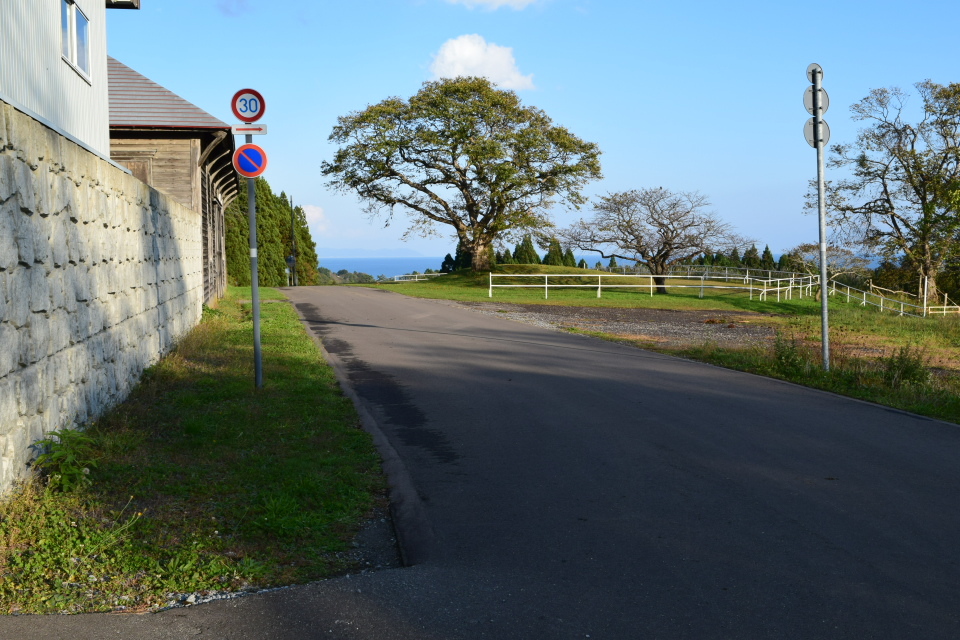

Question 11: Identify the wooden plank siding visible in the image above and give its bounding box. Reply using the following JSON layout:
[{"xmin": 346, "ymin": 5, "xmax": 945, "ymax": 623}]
[
  {"xmin": 111, "ymin": 137, "xmax": 199, "ymax": 211},
  {"xmin": 107, "ymin": 59, "xmax": 237, "ymax": 306}
]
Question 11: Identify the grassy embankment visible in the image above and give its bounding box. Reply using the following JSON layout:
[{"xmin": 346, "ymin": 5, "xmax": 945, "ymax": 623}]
[
  {"xmin": 0, "ymin": 287, "xmax": 385, "ymax": 614},
  {"xmin": 372, "ymin": 266, "xmax": 960, "ymax": 423}
]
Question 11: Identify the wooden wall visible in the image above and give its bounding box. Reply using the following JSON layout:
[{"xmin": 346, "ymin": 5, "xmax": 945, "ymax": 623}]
[{"xmin": 110, "ymin": 137, "xmax": 200, "ymax": 211}]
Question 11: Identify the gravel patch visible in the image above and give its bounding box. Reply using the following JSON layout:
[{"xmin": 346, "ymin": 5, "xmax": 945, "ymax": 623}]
[{"xmin": 458, "ymin": 302, "xmax": 777, "ymax": 349}]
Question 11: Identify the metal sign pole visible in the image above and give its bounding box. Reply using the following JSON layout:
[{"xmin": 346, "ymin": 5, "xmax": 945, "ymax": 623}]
[
  {"xmin": 811, "ymin": 65, "xmax": 830, "ymax": 371},
  {"xmin": 291, "ymin": 196, "xmax": 298, "ymax": 287},
  {"xmin": 246, "ymin": 131, "xmax": 263, "ymax": 388},
  {"xmin": 231, "ymin": 89, "xmax": 267, "ymax": 388}
]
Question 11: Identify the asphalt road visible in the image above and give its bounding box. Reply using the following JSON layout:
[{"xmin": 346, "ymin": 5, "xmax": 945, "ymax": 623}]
[{"xmin": 3, "ymin": 286, "xmax": 959, "ymax": 639}]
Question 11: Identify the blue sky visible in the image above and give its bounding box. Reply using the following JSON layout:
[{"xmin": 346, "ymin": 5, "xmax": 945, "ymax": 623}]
[{"xmin": 107, "ymin": 0, "xmax": 960, "ymax": 259}]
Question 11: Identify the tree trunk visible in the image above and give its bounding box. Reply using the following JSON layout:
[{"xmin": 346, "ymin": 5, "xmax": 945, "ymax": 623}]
[
  {"xmin": 653, "ymin": 275, "xmax": 668, "ymax": 294},
  {"xmin": 471, "ymin": 238, "xmax": 492, "ymax": 271}
]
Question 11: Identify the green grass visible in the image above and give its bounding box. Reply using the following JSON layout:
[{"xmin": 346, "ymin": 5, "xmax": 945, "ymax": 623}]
[
  {"xmin": 371, "ymin": 265, "xmax": 821, "ymax": 313},
  {"xmin": 0, "ymin": 287, "xmax": 384, "ymax": 614}
]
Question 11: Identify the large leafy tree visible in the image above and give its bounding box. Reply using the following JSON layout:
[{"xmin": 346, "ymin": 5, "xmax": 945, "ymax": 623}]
[
  {"xmin": 561, "ymin": 188, "xmax": 749, "ymax": 293},
  {"xmin": 322, "ymin": 77, "xmax": 602, "ymax": 271},
  {"xmin": 821, "ymin": 80, "xmax": 960, "ymax": 302}
]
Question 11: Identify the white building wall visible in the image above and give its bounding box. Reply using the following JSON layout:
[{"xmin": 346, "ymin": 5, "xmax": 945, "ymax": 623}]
[{"xmin": 0, "ymin": 0, "xmax": 110, "ymax": 157}]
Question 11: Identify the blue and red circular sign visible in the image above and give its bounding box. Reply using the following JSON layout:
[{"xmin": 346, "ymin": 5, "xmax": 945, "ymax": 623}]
[
  {"xmin": 231, "ymin": 88, "xmax": 266, "ymax": 123},
  {"xmin": 233, "ymin": 143, "xmax": 268, "ymax": 178}
]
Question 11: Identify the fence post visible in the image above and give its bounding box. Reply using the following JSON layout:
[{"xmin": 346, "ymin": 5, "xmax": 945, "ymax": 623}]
[
  {"xmin": 700, "ymin": 274, "xmax": 704, "ymax": 299},
  {"xmin": 923, "ymin": 276, "xmax": 928, "ymax": 317},
  {"xmin": 597, "ymin": 275, "xmax": 602, "ymax": 298},
  {"xmin": 489, "ymin": 272, "xmax": 492, "ymax": 297},
  {"xmin": 544, "ymin": 274, "xmax": 548, "ymax": 299}
]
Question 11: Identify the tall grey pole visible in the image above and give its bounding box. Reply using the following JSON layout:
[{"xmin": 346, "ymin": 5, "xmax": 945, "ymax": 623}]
[
  {"xmin": 291, "ymin": 196, "xmax": 298, "ymax": 287},
  {"xmin": 812, "ymin": 66, "xmax": 830, "ymax": 371},
  {"xmin": 246, "ymin": 132, "xmax": 263, "ymax": 387}
]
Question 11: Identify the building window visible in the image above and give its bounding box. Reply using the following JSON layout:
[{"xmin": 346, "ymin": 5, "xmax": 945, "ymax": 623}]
[{"xmin": 61, "ymin": 0, "xmax": 91, "ymax": 78}]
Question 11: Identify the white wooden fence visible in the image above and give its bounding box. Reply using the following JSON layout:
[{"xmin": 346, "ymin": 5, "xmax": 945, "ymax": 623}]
[
  {"xmin": 486, "ymin": 271, "xmax": 960, "ymax": 318},
  {"xmin": 393, "ymin": 273, "xmax": 443, "ymax": 282}
]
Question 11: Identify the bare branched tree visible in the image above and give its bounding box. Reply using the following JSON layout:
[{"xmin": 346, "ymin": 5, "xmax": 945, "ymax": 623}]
[
  {"xmin": 813, "ymin": 80, "xmax": 960, "ymax": 302},
  {"xmin": 560, "ymin": 188, "xmax": 751, "ymax": 293},
  {"xmin": 781, "ymin": 242, "xmax": 872, "ymax": 300}
]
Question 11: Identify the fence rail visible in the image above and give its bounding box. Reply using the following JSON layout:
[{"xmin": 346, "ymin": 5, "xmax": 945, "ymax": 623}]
[
  {"xmin": 486, "ymin": 270, "xmax": 960, "ymax": 318},
  {"xmin": 488, "ymin": 273, "xmax": 812, "ymax": 300},
  {"xmin": 393, "ymin": 273, "xmax": 443, "ymax": 282}
]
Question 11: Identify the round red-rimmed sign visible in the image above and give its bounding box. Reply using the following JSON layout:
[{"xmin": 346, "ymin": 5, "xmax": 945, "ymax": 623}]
[
  {"xmin": 233, "ymin": 143, "xmax": 268, "ymax": 178},
  {"xmin": 231, "ymin": 88, "xmax": 266, "ymax": 123}
]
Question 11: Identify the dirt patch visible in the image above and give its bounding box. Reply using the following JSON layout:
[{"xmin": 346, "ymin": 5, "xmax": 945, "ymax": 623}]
[{"xmin": 458, "ymin": 302, "xmax": 777, "ymax": 349}]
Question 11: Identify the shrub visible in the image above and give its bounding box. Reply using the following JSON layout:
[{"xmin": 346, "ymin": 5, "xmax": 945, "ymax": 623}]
[
  {"xmin": 881, "ymin": 345, "xmax": 931, "ymax": 389},
  {"xmin": 32, "ymin": 429, "xmax": 99, "ymax": 492}
]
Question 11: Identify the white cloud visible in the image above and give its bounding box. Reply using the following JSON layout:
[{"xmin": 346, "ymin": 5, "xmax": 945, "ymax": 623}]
[
  {"xmin": 302, "ymin": 205, "xmax": 329, "ymax": 234},
  {"xmin": 445, "ymin": 0, "xmax": 538, "ymax": 9},
  {"xmin": 430, "ymin": 34, "xmax": 535, "ymax": 90}
]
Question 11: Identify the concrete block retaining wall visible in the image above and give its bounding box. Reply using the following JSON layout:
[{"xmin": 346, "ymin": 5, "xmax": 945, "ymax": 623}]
[{"xmin": 0, "ymin": 101, "xmax": 204, "ymax": 493}]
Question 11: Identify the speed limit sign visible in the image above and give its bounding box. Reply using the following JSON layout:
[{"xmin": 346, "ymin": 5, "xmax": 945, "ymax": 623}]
[{"xmin": 231, "ymin": 88, "xmax": 266, "ymax": 123}]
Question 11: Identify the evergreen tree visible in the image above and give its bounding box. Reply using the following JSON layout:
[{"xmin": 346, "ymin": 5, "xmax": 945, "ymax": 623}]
[
  {"xmin": 777, "ymin": 252, "xmax": 793, "ymax": 272},
  {"xmin": 760, "ymin": 245, "xmax": 776, "ymax": 270},
  {"xmin": 454, "ymin": 240, "xmax": 472, "ymax": 270},
  {"xmin": 743, "ymin": 244, "xmax": 761, "ymax": 268},
  {"xmin": 500, "ymin": 248, "xmax": 515, "ymax": 264},
  {"xmin": 608, "ymin": 255, "xmax": 619, "ymax": 269},
  {"xmin": 225, "ymin": 178, "xmax": 321, "ymax": 286},
  {"xmin": 514, "ymin": 235, "xmax": 541, "ymax": 264},
  {"xmin": 578, "ymin": 258, "xmax": 588, "ymax": 269},
  {"xmin": 594, "ymin": 261, "xmax": 603, "ymax": 270},
  {"xmin": 728, "ymin": 247, "xmax": 742, "ymax": 266},
  {"xmin": 543, "ymin": 238, "xmax": 564, "ymax": 266},
  {"xmin": 440, "ymin": 253, "xmax": 456, "ymax": 273},
  {"xmin": 563, "ymin": 247, "xmax": 577, "ymax": 267}
]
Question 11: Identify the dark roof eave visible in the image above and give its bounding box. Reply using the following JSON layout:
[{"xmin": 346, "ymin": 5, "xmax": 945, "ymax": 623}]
[{"xmin": 110, "ymin": 125, "xmax": 233, "ymax": 131}]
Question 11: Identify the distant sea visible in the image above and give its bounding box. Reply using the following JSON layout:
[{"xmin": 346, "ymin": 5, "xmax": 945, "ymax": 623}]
[{"xmin": 319, "ymin": 257, "xmax": 446, "ymax": 278}]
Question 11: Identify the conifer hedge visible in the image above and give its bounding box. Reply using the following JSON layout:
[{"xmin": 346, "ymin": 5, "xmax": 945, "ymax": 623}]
[{"xmin": 225, "ymin": 178, "xmax": 321, "ymax": 286}]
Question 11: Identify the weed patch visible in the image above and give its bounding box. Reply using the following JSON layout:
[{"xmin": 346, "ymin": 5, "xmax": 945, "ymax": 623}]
[{"xmin": 0, "ymin": 287, "xmax": 384, "ymax": 614}]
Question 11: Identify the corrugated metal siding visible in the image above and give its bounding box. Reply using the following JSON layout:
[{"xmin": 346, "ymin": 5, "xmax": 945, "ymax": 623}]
[{"xmin": 0, "ymin": 0, "xmax": 110, "ymax": 156}]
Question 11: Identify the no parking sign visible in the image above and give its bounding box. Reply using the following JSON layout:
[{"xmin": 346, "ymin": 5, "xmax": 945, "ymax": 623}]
[{"xmin": 233, "ymin": 143, "xmax": 268, "ymax": 178}]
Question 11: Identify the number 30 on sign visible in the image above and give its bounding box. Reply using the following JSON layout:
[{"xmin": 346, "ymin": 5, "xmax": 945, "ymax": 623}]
[{"xmin": 231, "ymin": 89, "xmax": 266, "ymax": 123}]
